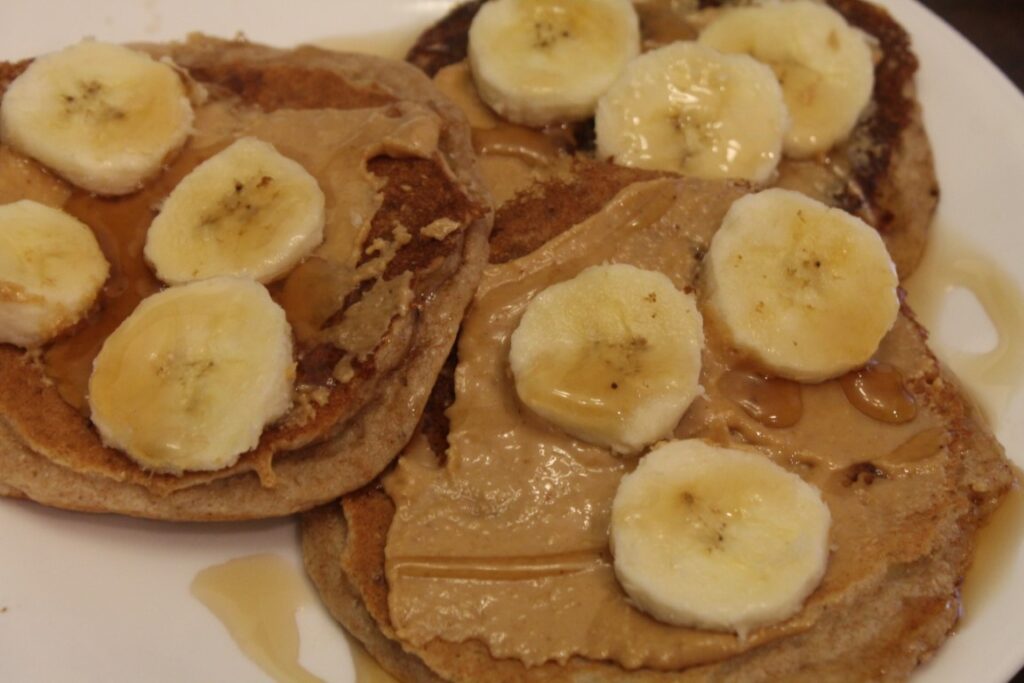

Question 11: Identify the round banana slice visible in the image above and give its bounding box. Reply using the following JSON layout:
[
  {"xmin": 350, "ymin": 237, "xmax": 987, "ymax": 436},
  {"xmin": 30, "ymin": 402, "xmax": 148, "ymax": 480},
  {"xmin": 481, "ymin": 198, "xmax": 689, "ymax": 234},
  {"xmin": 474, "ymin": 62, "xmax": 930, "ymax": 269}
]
[
  {"xmin": 704, "ymin": 188, "xmax": 899, "ymax": 382},
  {"xmin": 144, "ymin": 137, "xmax": 326, "ymax": 285},
  {"xmin": 699, "ymin": 0, "xmax": 874, "ymax": 158},
  {"xmin": 595, "ymin": 42, "xmax": 788, "ymax": 182},
  {"xmin": 89, "ymin": 277, "xmax": 295, "ymax": 474},
  {"xmin": 611, "ymin": 439, "xmax": 831, "ymax": 637},
  {"xmin": 468, "ymin": 0, "xmax": 640, "ymax": 126},
  {"xmin": 0, "ymin": 41, "xmax": 194, "ymax": 195},
  {"xmin": 509, "ymin": 263, "xmax": 703, "ymax": 455},
  {"xmin": 0, "ymin": 200, "xmax": 109, "ymax": 348}
]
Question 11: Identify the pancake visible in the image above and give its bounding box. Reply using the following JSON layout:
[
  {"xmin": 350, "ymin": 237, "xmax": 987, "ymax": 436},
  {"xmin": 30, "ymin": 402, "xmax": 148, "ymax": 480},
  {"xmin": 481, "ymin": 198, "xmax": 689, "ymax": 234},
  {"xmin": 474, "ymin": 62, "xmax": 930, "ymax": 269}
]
[
  {"xmin": 406, "ymin": 0, "xmax": 938, "ymax": 279},
  {"xmin": 0, "ymin": 35, "xmax": 492, "ymax": 520},
  {"xmin": 302, "ymin": 164, "xmax": 1013, "ymax": 682}
]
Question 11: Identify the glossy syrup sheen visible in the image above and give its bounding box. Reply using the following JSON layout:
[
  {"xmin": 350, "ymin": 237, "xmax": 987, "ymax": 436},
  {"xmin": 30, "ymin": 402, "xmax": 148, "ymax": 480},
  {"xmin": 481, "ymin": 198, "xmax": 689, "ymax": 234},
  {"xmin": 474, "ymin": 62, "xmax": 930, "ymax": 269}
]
[
  {"xmin": 41, "ymin": 152, "xmax": 192, "ymax": 412},
  {"xmin": 716, "ymin": 363, "xmax": 918, "ymax": 429},
  {"xmin": 717, "ymin": 369, "xmax": 803, "ymax": 428},
  {"xmin": 193, "ymin": 554, "xmax": 399, "ymax": 683},
  {"xmin": 472, "ymin": 125, "xmax": 565, "ymax": 164},
  {"xmin": 38, "ymin": 94, "xmax": 433, "ymax": 415},
  {"xmin": 838, "ymin": 361, "xmax": 917, "ymax": 424},
  {"xmin": 906, "ymin": 226, "xmax": 1024, "ymax": 427},
  {"xmin": 191, "ymin": 554, "xmax": 324, "ymax": 683}
]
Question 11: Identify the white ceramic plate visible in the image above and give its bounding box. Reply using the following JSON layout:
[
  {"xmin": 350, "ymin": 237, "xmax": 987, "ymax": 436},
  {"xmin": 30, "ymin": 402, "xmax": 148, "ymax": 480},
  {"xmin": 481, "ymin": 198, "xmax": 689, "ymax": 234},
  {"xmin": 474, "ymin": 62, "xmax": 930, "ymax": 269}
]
[{"xmin": 0, "ymin": 1, "xmax": 1022, "ymax": 681}]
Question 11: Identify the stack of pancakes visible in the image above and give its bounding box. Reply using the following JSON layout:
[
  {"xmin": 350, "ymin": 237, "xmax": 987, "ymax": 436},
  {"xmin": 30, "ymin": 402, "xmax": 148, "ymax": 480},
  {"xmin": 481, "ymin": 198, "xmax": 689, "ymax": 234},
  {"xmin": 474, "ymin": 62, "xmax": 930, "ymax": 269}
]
[
  {"xmin": 0, "ymin": 36, "xmax": 492, "ymax": 518},
  {"xmin": 0, "ymin": 0, "xmax": 1014, "ymax": 681}
]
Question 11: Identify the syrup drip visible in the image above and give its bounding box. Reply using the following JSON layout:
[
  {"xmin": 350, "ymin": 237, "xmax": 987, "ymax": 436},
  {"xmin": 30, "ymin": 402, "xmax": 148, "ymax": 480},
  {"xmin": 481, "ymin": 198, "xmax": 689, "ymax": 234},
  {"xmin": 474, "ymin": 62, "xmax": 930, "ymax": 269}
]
[
  {"xmin": 875, "ymin": 427, "xmax": 946, "ymax": 470},
  {"xmin": 906, "ymin": 228, "xmax": 1024, "ymax": 426},
  {"xmin": 192, "ymin": 554, "xmax": 401, "ymax": 683},
  {"xmin": 472, "ymin": 126, "xmax": 563, "ymax": 165},
  {"xmin": 717, "ymin": 369, "xmax": 803, "ymax": 428},
  {"xmin": 839, "ymin": 362, "xmax": 917, "ymax": 424},
  {"xmin": 191, "ymin": 554, "xmax": 324, "ymax": 683},
  {"xmin": 41, "ymin": 154, "xmax": 186, "ymax": 412}
]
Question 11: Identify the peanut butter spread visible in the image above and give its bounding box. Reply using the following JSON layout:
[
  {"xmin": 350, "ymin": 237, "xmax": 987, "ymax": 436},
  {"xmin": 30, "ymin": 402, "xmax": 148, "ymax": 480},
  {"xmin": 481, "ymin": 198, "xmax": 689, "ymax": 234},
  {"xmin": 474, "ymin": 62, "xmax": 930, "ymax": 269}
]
[
  {"xmin": 383, "ymin": 178, "xmax": 949, "ymax": 669},
  {"xmin": 55, "ymin": 98, "xmax": 441, "ymax": 408},
  {"xmin": 0, "ymin": 69, "xmax": 455, "ymax": 490}
]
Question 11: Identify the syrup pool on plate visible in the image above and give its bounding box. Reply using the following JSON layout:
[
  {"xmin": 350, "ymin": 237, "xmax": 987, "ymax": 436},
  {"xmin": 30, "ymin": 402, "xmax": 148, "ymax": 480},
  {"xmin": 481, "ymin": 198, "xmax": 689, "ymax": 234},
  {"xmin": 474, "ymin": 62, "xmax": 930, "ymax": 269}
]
[
  {"xmin": 192, "ymin": 553, "xmax": 399, "ymax": 683},
  {"xmin": 905, "ymin": 225, "xmax": 1024, "ymax": 428},
  {"xmin": 905, "ymin": 224, "xmax": 1024, "ymax": 627},
  {"xmin": 192, "ymin": 554, "xmax": 325, "ymax": 683}
]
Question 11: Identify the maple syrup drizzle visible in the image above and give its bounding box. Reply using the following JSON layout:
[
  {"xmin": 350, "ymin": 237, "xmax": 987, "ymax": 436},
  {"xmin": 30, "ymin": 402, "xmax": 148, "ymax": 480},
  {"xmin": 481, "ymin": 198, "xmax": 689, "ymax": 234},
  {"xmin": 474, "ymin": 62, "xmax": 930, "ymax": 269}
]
[
  {"xmin": 41, "ymin": 147, "xmax": 205, "ymax": 413},
  {"xmin": 839, "ymin": 361, "xmax": 917, "ymax": 424},
  {"xmin": 193, "ymin": 554, "xmax": 400, "ymax": 683},
  {"xmin": 472, "ymin": 126, "xmax": 563, "ymax": 165},
  {"xmin": 906, "ymin": 228, "xmax": 1024, "ymax": 426},
  {"xmin": 717, "ymin": 369, "xmax": 803, "ymax": 427},
  {"xmin": 191, "ymin": 554, "xmax": 324, "ymax": 683},
  {"xmin": 876, "ymin": 427, "xmax": 946, "ymax": 468}
]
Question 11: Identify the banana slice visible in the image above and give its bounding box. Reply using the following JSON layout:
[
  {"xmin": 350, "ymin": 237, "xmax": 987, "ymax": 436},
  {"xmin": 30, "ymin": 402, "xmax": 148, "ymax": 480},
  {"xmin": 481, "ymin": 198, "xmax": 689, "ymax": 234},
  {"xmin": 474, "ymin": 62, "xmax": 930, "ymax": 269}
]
[
  {"xmin": 611, "ymin": 438, "xmax": 831, "ymax": 637},
  {"xmin": 704, "ymin": 188, "xmax": 898, "ymax": 382},
  {"xmin": 699, "ymin": 1, "xmax": 874, "ymax": 158},
  {"xmin": 144, "ymin": 137, "xmax": 326, "ymax": 285},
  {"xmin": 89, "ymin": 277, "xmax": 294, "ymax": 474},
  {"xmin": 0, "ymin": 200, "xmax": 109, "ymax": 348},
  {"xmin": 0, "ymin": 41, "xmax": 194, "ymax": 195},
  {"xmin": 595, "ymin": 42, "xmax": 788, "ymax": 182},
  {"xmin": 468, "ymin": 0, "xmax": 640, "ymax": 126},
  {"xmin": 508, "ymin": 263, "xmax": 703, "ymax": 454}
]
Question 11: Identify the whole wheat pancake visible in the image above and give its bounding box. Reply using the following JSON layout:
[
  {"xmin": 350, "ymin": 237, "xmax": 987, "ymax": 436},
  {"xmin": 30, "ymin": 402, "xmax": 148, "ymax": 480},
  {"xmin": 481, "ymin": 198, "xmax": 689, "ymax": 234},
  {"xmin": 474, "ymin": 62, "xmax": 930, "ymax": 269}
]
[
  {"xmin": 406, "ymin": 0, "xmax": 938, "ymax": 279},
  {"xmin": 302, "ymin": 164, "xmax": 1013, "ymax": 682},
  {"xmin": 0, "ymin": 35, "xmax": 492, "ymax": 520}
]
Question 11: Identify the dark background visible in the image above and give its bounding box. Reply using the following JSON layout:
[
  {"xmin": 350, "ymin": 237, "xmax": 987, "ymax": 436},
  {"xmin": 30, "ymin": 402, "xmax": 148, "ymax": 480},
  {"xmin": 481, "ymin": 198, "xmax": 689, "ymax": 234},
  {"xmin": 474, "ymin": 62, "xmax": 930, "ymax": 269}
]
[
  {"xmin": 919, "ymin": 0, "xmax": 1022, "ymax": 91},
  {"xmin": 911, "ymin": 2, "xmax": 1022, "ymax": 682}
]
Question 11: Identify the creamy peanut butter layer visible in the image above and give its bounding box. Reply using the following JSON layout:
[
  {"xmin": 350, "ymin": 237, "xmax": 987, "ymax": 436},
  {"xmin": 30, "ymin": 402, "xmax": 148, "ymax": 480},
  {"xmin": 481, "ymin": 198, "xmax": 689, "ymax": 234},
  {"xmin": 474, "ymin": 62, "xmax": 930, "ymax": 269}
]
[{"xmin": 383, "ymin": 178, "xmax": 950, "ymax": 670}]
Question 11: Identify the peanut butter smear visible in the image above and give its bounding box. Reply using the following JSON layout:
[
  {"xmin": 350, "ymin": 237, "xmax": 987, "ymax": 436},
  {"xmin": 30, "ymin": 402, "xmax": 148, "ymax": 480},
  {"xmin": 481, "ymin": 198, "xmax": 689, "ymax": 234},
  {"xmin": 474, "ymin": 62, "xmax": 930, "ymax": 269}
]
[
  {"xmin": 383, "ymin": 178, "xmax": 948, "ymax": 670},
  {"xmin": 0, "ymin": 77, "xmax": 448, "ymax": 491},
  {"xmin": 7, "ymin": 96, "xmax": 440, "ymax": 415}
]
